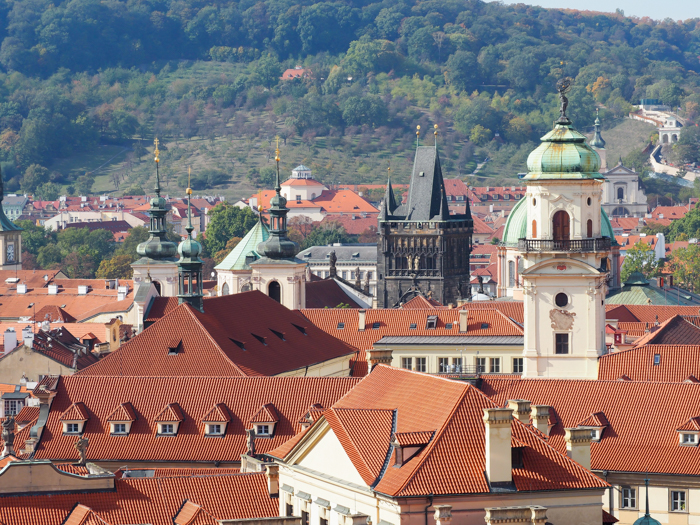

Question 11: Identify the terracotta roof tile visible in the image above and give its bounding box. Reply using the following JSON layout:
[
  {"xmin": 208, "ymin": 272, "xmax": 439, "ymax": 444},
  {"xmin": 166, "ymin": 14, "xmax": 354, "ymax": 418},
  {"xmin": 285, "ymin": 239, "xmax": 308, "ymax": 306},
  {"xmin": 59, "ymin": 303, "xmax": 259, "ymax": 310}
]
[
  {"xmin": 631, "ymin": 315, "xmax": 700, "ymax": 346},
  {"xmin": 273, "ymin": 366, "xmax": 605, "ymax": 496},
  {"xmin": 174, "ymin": 501, "xmax": 218, "ymax": 525},
  {"xmin": 15, "ymin": 406, "xmax": 39, "ymax": 426},
  {"xmin": 394, "ymin": 431, "xmax": 435, "ymax": 447},
  {"xmin": 59, "ymin": 402, "xmax": 89, "ymax": 421},
  {"xmin": 605, "ymin": 304, "xmax": 700, "ymax": 323},
  {"xmin": 31, "ymin": 305, "xmax": 76, "ymax": 323},
  {"xmin": 676, "ymin": 416, "xmax": 700, "ymax": 432},
  {"xmin": 249, "ymin": 403, "xmax": 280, "ymax": 424},
  {"xmin": 201, "ymin": 403, "xmax": 231, "ymax": 423},
  {"xmin": 305, "ymin": 279, "xmax": 362, "ymax": 309},
  {"xmin": 155, "ymin": 403, "xmax": 185, "ymax": 422},
  {"xmin": 577, "ymin": 412, "xmax": 609, "ymax": 428},
  {"xmin": 78, "ymin": 292, "xmax": 356, "ymax": 377},
  {"xmin": 63, "ymin": 504, "xmax": 112, "ymax": 525},
  {"xmin": 599, "ymin": 344, "xmax": 700, "ymax": 382},
  {"xmin": 320, "ymin": 215, "xmax": 377, "ymax": 235},
  {"xmin": 0, "ymin": 470, "xmax": 277, "ymax": 525},
  {"xmin": 401, "ymin": 296, "xmax": 444, "ymax": 309},
  {"xmin": 32, "ymin": 376, "xmax": 360, "ymax": 463},
  {"xmin": 481, "ymin": 377, "xmax": 700, "ymax": 476},
  {"xmin": 106, "ymin": 402, "xmax": 137, "ymax": 422}
]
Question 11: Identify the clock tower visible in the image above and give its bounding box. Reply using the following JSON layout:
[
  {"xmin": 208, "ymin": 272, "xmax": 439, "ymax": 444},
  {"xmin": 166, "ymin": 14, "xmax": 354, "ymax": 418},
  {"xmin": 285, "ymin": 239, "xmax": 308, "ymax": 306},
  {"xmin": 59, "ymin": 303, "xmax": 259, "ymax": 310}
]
[{"xmin": 0, "ymin": 167, "xmax": 22, "ymax": 270}]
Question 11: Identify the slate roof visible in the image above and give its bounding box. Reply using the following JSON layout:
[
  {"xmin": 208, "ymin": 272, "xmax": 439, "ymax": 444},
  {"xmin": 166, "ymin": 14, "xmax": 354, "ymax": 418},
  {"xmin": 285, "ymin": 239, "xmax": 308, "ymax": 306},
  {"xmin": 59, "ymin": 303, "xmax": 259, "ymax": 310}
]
[
  {"xmin": 30, "ymin": 375, "xmax": 360, "ymax": 463},
  {"xmin": 298, "ymin": 243, "xmax": 377, "ymax": 263},
  {"xmin": 481, "ymin": 377, "xmax": 700, "ymax": 476},
  {"xmin": 606, "ymin": 280, "xmax": 700, "ymax": 306},
  {"xmin": 271, "ymin": 366, "xmax": 607, "ymax": 496},
  {"xmin": 598, "ymin": 344, "xmax": 700, "ymax": 382},
  {"xmin": 77, "ymin": 291, "xmax": 356, "ymax": 377},
  {"xmin": 0, "ymin": 469, "xmax": 277, "ymax": 525}
]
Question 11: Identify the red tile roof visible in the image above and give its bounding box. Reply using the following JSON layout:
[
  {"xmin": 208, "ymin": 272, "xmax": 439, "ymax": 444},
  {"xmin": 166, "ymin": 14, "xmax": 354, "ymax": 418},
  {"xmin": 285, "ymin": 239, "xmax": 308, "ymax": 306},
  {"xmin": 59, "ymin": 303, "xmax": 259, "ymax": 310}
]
[
  {"xmin": 578, "ymin": 412, "xmax": 609, "ymax": 428},
  {"xmin": 676, "ymin": 416, "xmax": 700, "ymax": 432},
  {"xmin": 480, "ymin": 377, "xmax": 700, "ymax": 476},
  {"xmin": 78, "ymin": 292, "xmax": 356, "ymax": 377},
  {"xmin": 650, "ymin": 204, "xmax": 690, "ymax": 220},
  {"xmin": 394, "ymin": 430, "xmax": 434, "ymax": 447},
  {"xmin": 400, "ymin": 296, "xmax": 444, "ymax": 309},
  {"xmin": 472, "ymin": 215, "xmax": 494, "ymax": 234},
  {"xmin": 305, "ymin": 279, "xmax": 363, "ymax": 309},
  {"xmin": 272, "ymin": 366, "xmax": 606, "ymax": 496},
  {"xmin": 630, "ymin": 315, "xmax": 700, "ymax": 346},
  {"xmin": 0, "ymin": 470, "xmax": 277, "ymax": 525},
  {"xmin": 598, "ymin": 344, "xmax": 700, "ymax": 382},
  {"xmin": 605, "ymin": 304, "xmax": 700, "ymax": 323},
  {"xmin": 59, "ymin": 402, "xmax": 89, "ymax": 421},
  {"xmin": 249, "ymin": 403, "xmax": 280, "ymax": 424},
  {"xmin": 312, "ymin": 189, "xmax": 379, "ymax": 214},
  {"xmin": 106, "ymin": 402, "xmax": 137, "ymax": 422},
  {"xmin": 320, "ymin": 214, "xmax": 378, "ymax": 235},
  {"xmin": 155, "ymin": 403, "xmax": 185, "ymax": 422},
  {"xmin": 31, "ymin": 375, "xmax": 360, "ymax": 463},
  {"xmin": 15, "ymin": 406, "xmax": 39, "ymax": 426},
  {"xmin": 30, "ymin": 305, "xmax": 76, "ymax": 323},
  {"xmin": 201, "ymin": 403, "xmax": 231, "ymax": 423}
]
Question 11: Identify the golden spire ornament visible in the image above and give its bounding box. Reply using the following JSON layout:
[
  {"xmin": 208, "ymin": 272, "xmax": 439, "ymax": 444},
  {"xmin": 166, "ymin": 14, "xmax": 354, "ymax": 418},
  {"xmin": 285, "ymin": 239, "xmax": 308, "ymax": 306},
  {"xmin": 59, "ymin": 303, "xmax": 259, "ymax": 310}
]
[
  {"xmin": 186, "ymin": 166, "xmax": 193, "ymax": 196},
  {"xmin": 434, "ymin": 124, "xmax": 438, "ymax": 150},
  {"xmin": 416, "ymin": 125, "xmax": 421, "ymax": 148},
  {"xmin": 154, "ymin": 138, "xmax": 160, "ymax": 163}
]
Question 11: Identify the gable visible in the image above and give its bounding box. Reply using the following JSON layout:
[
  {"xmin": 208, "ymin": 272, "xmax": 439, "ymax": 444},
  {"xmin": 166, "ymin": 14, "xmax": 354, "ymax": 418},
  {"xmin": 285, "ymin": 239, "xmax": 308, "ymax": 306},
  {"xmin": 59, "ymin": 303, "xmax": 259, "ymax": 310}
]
[{"xmin": 295, "ymin": 424, "xmax": 368, "ymax": 488}]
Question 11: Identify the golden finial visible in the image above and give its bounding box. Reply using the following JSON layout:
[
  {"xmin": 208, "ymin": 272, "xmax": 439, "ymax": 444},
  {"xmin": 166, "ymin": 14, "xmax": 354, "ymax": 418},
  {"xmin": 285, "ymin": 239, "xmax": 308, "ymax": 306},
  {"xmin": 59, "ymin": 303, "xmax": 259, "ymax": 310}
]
[
  {"xmin": 434, "ymin": 124, "xmax": 438, "ymax": 135},
  {"xmin": 416, "ymin": 125, "xmax": 420, "ymax": 137},
  {"xmin": 275, "ymin": 136, "xmax": 280, "ymax": 162},
  {"xmin": 186, "ymin": 166, "xmax": 192, "ymax": 195},
  {"xmin": 258, "ymin": 204, "xmax": 263, "ymax": 212},
  {"xmin": 154, "ymin": 137, "xmax": 160, "ymax": 163}
]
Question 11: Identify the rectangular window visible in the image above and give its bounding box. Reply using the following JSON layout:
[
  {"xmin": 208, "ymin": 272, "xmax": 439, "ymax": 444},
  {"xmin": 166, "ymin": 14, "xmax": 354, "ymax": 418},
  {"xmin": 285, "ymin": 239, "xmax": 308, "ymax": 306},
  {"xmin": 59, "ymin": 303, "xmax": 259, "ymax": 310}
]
[
  {"xmin": 161, "ymin": 423, "xmax": 174, "ymax": 434},
  {"xmin": 555, "ymin": 333, "xmax": 569, "ymax": 354},
  {"xmin": 257, "ymin": 424, "xmax": 270, "ymax": 435},
  {"xmin": 621, "ymin": 487, "xmax": 637, "ymax": 509},
  {"xmin": 513, "ymin": 357, "xmax": 524, "ymax": 374},
  {"xmin": 341, "ymin": 271, "xmax": 347, "ymax": 279},
  {"xmin": 654, "ymin": 354, "xmax": 661, "ymax": 365},
  {"xmin": 490, "ymin": 358, "xmax": 501, "ymax": 373},
  {"xmin": 113, "ymin": 423, "xmax": 127, "ymax": 434},
  {"xmin": 3, "ymin": 399, "xmax": 22, "ymax": 415},
  {"xmin": 286, "ymin": 504, "xmax": 294, "ymax": 517},
  {"xmin": 438, "ymin": 358, "xmax": 450, "ymax": 373},
  {"xmin": 401, "ymin": 357, "xmax": 413, "ymax": 370},
  {"xmin": 476, "ymin": 357, "xmax": 486, "ymax": 374},
  {"xmin": 296, "ymin": 195, "xmax": 301, "ymax": 203},
  {"xmin": 302, "ymin": 511, "xmax": 309, "ymax": 525},
  {"xmin": 321, "ymin": 519, "xmax": 328, "ymax": 525},
  {"xmin": 66, "ymin": 423, "xmax": 80, "ymax": 434},
  {"xmin": 671, "ymin": 490, "xmax": 686, "ymax": 512},
  {"xmin": 208, "ymin": 424, "xmax": 222, "ymax": 435},
  {"xmin": 415, "ymin": 357, "xmax": 427, "ymax": 372},
  {"xmin": 681, "ymin": 433, "xmax": 697, "ymax": 444},
  {"xmin": 350, "ymin": 271, "xmax": 355, "ymax": 279},
  {"xmin": 452, "ymin": 357, "xmax": 462, "ymax": 372},
  {"xmin": 367, "ymin": 271, "xmax": 373, "ymax": 279}
]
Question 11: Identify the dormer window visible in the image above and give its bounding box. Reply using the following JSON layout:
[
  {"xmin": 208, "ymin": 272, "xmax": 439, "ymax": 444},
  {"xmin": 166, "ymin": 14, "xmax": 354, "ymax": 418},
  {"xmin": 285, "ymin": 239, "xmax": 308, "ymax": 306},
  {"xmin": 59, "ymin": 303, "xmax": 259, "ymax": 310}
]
[
  {"xmin": 107, "ymin": 402, "xmax": 136, "ymax": 436},
  {"xmin": 202, "ymin": 403, "xmax": 230, "ymax": 437},
  {"xmin": 113, "ymin": 423, "xmax": 127, "ymax": 435},
  {"xmin": 160, "ymin": 423, "xmax": 176, "ymax": 435},
  {"xmin": 681, "ymin": 433, "xmax": 698, "ymax": 446},
  {"xmin": 60, "ymin": 402, "xmax": 89, "ymax": 435},
  {"xmin": 154, "ymin": 403, "xmax": 184, "ymax": 437},
  {"xmin": 426, "ymin": 316, "xmax": 438, "ymax": 329},
  {"xmin": 66, "ymin": 423, "xmax": 80, "ymax": 434},
  {"xmin": 250, "ymin": 403, "xmax": 279, "ymax": 437},
  {"xmin": 207, "ymin": 423, "xmax": 223, "ymax": 436},
  {"xmin": 256, "ymin": 424, "xmax": 270, "ymax": 436},
  {"xmin": 654, "ymin": 354, "xmax": 661, "ymax": 365}
]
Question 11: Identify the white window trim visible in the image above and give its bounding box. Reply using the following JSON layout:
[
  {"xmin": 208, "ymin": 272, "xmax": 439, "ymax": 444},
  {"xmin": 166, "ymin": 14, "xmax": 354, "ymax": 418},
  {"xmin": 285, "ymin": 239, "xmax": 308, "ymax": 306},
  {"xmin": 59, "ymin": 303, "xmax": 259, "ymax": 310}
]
[
  {"xmin": 157, "ymin": 421, "xmax": 180, "ymax": 436},
  {"xmin": 620, "ymin": 486, "xmax": 637, "ymax": 510},
  {"xmin": 679, "ymin": 432, "xmax": 699, "ymax": 446},
  {"xmin": 206, "ymin": 422, "xmax": 226, "ymax": 436},
  {"xmin": 256, "ymin": 423, "xmax": 275, "ymax": 436},
  {"xmin": 62, "ymin": 420, "xmax": 86, "ymax": 435},
  {"xmin": 670, "ymin": 490, "xmax": 687, "ymax": 512},
  {"xmin": 110, "ymin": 421, "xmax": 132, "ymax": 435}
]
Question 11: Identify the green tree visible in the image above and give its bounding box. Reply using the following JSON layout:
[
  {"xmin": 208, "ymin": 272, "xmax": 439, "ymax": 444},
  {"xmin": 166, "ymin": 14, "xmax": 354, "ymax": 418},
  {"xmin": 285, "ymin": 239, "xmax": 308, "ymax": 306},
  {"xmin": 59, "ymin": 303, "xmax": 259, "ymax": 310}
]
[
  {"xmin": 202, "ymin": 203, "xmax": 258, "ymax": 256},
  {"xmin": 445, "ymin": 51, "xmax": 478, "ymax": 92},
  {"xmin": 301, "ymin": 221, "xmax": 356, "ymax": 249},
  {"xmin": 20, "ymin": 164, "xmax": 49, "ymax": 194},
  {"xmin": 668, "ymin": 203, "xmax": 700, "ymax": 240},
  {"xmin": 667, "ymin": 244, "xmax": 700, "ymax": 292},
  {"xmin": 470, "ymin": 125, "xmax": 492, "ymax": 146},
  {"xmin": 250, "ymin": 54, "xmax": 282, "ymax": 89},
  {"xmin": 75, "ymin": 173, "xmax": 95, "ymax": 195},
  {"xmin": 15, "ymin": 220, "xmax": 56, "ymax": 255},
  {"xmin": 115, "ymin": 226, "xmax": 150, "ymax": 260},
  {"xmin": 96, "ymin": 254, "xmax": 134, "ymax": 279},
  {"xmin": 35, "ymin": 182, "xmax": 61, "ymax": 201},
  {"xmin": 620, "ymin": 241, "xmax": 660, "ymax": 282},
  {"xmin": 341, "ymin": 95, "xmax": 388, "ymax": 127}
]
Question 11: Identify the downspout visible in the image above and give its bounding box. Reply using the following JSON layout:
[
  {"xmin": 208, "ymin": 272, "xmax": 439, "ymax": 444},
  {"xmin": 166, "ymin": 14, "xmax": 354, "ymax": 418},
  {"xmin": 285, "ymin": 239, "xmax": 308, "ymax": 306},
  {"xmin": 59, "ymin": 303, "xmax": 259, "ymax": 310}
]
[{"xmin": 424, "ymin": 495, "xmax": 434, "ymax": 525}]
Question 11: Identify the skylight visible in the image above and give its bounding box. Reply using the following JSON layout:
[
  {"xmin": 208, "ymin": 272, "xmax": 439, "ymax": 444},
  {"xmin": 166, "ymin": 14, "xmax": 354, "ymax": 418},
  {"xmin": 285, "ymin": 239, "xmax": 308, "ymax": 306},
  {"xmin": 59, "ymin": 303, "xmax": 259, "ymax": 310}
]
[
  {"xmin": 372, "ymin": 322, "xmax": 380, "ymax": 329},
  {"xmin": 337, "ymin": 322, "xmax": 345, "ymax": 329}
]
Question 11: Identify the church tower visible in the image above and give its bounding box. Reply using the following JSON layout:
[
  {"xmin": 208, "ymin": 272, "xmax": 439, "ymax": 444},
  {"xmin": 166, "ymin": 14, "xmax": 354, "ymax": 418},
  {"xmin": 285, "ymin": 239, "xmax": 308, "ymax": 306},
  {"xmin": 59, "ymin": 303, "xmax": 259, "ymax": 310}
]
[
  {"xmin": 589, "ymin": 108, "xmax": 607, "ymax": 171},
  {"xmin": 377, "ymin": 126, "xmax": 473, "ymax": 307},
  {"xmin": 0, "ymin": 167, "xmax": 22, "ymax": 270},
  {"xmin": 514, "ymin": 81, "xmax": 612, "ymax": 379},
  {"xmin": 131, "ymin": 138, "xmax": 179, "ymax": 296},
  {"xmin": 177, "ymin": 169, "xmax": 204, "ymax": 312},
  {"xmin": 250, "ymin": 138, "xmax": 307, "ymax": 309}
]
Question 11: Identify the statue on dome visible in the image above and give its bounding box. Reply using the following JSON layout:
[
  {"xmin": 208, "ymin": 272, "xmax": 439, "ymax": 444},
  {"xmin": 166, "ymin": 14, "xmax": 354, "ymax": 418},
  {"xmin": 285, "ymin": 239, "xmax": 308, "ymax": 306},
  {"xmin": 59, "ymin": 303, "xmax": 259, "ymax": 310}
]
[{"xmin": 556, "ymin": 77, "xmax": 572, "ymax": 122}]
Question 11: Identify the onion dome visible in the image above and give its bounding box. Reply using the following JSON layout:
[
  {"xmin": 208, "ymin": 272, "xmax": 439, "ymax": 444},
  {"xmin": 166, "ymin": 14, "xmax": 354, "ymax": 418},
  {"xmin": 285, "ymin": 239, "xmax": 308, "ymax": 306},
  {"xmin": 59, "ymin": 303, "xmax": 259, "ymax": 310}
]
[{"xmin": 524, "ymin": 123, "xmax": 603, "ymax": 180}]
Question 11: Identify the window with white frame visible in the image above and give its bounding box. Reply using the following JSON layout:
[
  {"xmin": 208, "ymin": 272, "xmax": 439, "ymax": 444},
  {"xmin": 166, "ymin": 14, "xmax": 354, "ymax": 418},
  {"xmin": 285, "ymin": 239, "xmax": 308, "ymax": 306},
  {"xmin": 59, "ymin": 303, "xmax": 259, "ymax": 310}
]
[
  {"xmin": 415, "ymin": 357, "xmax": 426, "ymax": 372},
  {"xmin": 671, "ymin": 490, "xmax": 686, "ymax": 512},
  {"xmin": 66, "ymin": 423, "xmax": 80, "ymax": 434},
  {"xmin": 112, "ymin": 423, "xmax": 127, "ymax": 435},
  {"xmin": 3, "ymin": 399, "xmax": 23, "ymax": 415},
  {"xmin": 513, "ymin": 357, "xmax": 524, "ymax": 374},
  {"xmin": 159, "ymin": 423, "xmax": 175, "ymax": 435},
  {"xmin": 621, "ymin": 486, "xmax": 636, "ymax": 508},
  {"xmin": 476, "ymin": 357, "xmax": 486, "ymax": 373},
  {"xmin": 438, "ymin": 358, "xmax": 450, "ymax": 373},
  {"xmin": 490, "ymin": 358, "xmax": 501, "ymax": 373},
  {"xmin": 680, "ymin": 433, "xmax": 698, "ymax": 446},
  {"xmin": 401, "ymin": 357, "xmax": 413, "ymax": 370},
  {"xmin": 207, "ymin": 423, "xmax": 223, "ymax": 436},
  {"xmin": 452, "ymin": 357, "xmax": 462, "ymax": 372},
  {"xmin": 256, "ymin": 424, "xmax": 270, "ymax": 436}
]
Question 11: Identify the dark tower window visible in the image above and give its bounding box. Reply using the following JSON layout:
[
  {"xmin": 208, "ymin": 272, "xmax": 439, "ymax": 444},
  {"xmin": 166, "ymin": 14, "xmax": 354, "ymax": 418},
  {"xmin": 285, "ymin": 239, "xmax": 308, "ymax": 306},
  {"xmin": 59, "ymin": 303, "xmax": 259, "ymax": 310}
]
[
  {"xmin": 268, "ymin": 281, "xmax": 281, "ymax": 303},
  {"xmin": 555, "ymin": 293, "xmax": 568, "ymax": 307},
  {"xmin": 587, "ymin": 219, "xmax": 593, "ymax": 238},
  {"xmin": 552, "ymin": 211, "xmax": 570, "ymax": 242},
  {"xmin": 153, "ymin": 281, "xmax": 162, "ymax": 295},
  {"xmin": 617, "ymin": 187, "xmax": 624, "ymax": 200},
  {"xmin": 508, "ymin": 260, "xmax": 515, "ymax": 287}
]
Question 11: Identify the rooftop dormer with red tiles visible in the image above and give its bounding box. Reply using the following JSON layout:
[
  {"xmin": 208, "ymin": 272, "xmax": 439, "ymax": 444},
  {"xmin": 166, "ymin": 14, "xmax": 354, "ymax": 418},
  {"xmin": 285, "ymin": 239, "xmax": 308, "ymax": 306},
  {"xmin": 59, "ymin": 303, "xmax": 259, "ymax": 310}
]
[
  {"xmin": 249, "ymin": 403, "xmax": 280, "ymax": 437},
  {"xmin": 59, "ymin": 402, "xmax": 89, "ymax": 435},
  {"xmin": 201, "ymin": 403, "xmax": 231, "ymax": 437},
  {"xmin": 106, "ymin": 402, "xmax": 137, "ymax": 436},
  {"xmin": 154, "ymin": 403, "xmax": 184, "ymax": 436}
]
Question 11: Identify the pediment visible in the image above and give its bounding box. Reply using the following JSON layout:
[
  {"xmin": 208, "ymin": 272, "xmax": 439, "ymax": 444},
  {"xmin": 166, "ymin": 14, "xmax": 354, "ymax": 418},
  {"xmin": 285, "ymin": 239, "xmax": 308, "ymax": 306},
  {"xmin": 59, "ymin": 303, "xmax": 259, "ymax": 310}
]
[{"xmin": 522, "ymin": 258, "xmax": 602, "ymax": 276}]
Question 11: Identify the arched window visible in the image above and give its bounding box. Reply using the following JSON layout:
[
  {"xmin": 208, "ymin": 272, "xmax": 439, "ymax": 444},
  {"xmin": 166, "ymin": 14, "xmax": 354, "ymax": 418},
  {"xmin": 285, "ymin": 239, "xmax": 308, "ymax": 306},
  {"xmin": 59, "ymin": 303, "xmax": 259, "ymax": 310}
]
[
  {"xmin": 587, "ymin": 219, "xmax": 593, "ymax": 238},
  {"xmin": 617, "ymin": 187, "xmax": 624, "ymax": 200},
  {"xmin": 532, "ymin": 220, "xmax": 537, "ymax": 238},
  {"xmin": 662, "ymin": 134, "xmax": 669, "ymax": 144},
  {"xmin": 268, "ymin": 281, "xmax": 281, "ymax": 303},
  {"xmin": 508, "ymin": 260, "xmax": 515, "ymax": 287},
  {"xmin": 552, "ymin": 211, "xmax": 570, "ymax": 242},
  {"xmin": 221, "ymin": 282, "xmax": 230, "ymax": 296}
]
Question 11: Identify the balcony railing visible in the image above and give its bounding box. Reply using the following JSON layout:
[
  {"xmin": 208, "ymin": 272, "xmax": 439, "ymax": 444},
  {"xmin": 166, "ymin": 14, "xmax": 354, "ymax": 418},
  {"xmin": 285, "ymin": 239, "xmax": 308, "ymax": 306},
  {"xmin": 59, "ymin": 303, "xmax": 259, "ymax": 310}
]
[{"xmin": 517, "ymin": 237, "xmax": 611, "ymax": 253}]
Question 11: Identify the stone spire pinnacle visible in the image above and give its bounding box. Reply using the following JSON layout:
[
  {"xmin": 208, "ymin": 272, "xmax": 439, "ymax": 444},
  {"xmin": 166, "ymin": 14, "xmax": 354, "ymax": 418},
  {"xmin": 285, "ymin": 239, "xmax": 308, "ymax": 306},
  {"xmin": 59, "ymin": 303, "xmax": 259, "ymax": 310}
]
[
  {"xmin": 590, "ymin": 108, "xmax": 606, "ymax": 149},
  {"xmin": 177, "ymin": 166, "xmax": 204, "ymax": 312}
]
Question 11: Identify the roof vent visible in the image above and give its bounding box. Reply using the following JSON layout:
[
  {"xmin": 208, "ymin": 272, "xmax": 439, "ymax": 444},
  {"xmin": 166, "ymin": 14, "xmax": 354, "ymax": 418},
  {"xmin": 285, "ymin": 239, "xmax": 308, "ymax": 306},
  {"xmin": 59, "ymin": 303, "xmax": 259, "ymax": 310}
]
[
  {"xmin": 48, "ymin": 284, "xmax": 58, "ymax": 295},
  {"xmin": 445, "ymin": 323, "xmax": 453, "ymax": 329},
  {"xmin": 251, "ymin": 333, "xmax": 267, "ymax": 346},
  {"xmin": 78, "ymin": 285, "xmax": 89, "ymax": 295},
  {"xmin": 230, "ymin": 338, "xmax": 246, "ymax": 350},
  {"xmin": 17, "ymin": 284, "xmax": 27, "ymax": 294},
  {"xmin": 426, "ymin": 316, "xmax": 438, "ymax": 330},
  {"xmin": 372, "ymin": 322, "xmax": 380, "ymax": 329},
  {"xmin": 337, "ymin": 322, "xmax": 345, "ymax": 329}
]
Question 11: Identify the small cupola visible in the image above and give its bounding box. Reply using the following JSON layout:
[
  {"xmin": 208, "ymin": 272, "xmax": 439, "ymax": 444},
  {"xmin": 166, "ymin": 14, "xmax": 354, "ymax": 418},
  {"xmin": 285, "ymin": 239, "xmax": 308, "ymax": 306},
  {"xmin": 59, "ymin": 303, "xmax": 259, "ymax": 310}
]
[
  {"xmin": 392, "ymin": 431, "xmax": 435, "ymax": 467},
  {"xmin": 576, "ymin": 411, "xmax": 609, "ymax": 442},
  {"xmin": 106, "ymin": 402, "xmax": 136, "ymax": 436},
  {"xmin": 249, "ymin": 403, "xmax": 280, "ymax": 437},
  {"xmin": 201, "ymin": 403, "xmax": 231, "ymax": 437},
  {"xmin": 154, "ymin": 403, "xmax": 184, "ymax": 436},
  {"xmin": 676, "ymin": 416, "xmax": 700, "ymax": 446},
  {"xmin": 59, "ymin": 402, "xmax": 89, "ymax": 435}
]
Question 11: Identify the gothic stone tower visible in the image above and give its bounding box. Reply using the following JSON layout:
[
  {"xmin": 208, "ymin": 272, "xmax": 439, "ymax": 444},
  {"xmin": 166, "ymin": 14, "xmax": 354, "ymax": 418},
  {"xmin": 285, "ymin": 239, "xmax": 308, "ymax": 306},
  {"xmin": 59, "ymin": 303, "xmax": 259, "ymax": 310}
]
[{"xmin": 377, "ymin": 144, "xmax": 472, "ymax": 307}]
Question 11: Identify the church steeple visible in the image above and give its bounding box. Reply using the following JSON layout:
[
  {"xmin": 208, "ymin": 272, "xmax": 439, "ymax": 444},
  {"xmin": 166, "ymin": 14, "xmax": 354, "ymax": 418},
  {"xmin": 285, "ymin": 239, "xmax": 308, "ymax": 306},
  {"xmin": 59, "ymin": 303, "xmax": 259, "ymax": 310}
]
[
  {"xmin": 257, "ymin": 138, "xmax": 300, "ymax": 260},
  {"xmin": 177, "ymin": 167, "xmax": 204, "ymax": 312},
  {"xmin": 136, "ymin": 138, "xmax": 178, "ymax": 262},
  {"xmin": 590, "ymin": 108, "xmax": 606, "ymax": 149},
  {"xmin": 380, "ymin": 168, "xmax": 398, "ymax": 219}
]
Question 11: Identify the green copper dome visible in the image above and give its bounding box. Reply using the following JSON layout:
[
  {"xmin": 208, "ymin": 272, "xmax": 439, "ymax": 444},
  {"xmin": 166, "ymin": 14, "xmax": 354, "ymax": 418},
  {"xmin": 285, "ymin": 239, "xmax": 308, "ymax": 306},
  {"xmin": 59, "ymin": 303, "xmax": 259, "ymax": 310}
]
[
  {"xmin": 524, "ymin": 122, "xmax": 604, "ymax": 181},
  {"xmin": 501, "ymin": 198, "xmax": 617, "ymax": 247}
]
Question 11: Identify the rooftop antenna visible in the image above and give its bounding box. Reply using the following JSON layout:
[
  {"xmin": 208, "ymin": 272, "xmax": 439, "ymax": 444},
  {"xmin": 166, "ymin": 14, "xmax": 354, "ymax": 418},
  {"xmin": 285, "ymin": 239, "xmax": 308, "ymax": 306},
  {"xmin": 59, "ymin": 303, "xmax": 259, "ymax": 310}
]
[{"xmin": 416, "ymin": 125, "xmax": 421, "ymax": 149}]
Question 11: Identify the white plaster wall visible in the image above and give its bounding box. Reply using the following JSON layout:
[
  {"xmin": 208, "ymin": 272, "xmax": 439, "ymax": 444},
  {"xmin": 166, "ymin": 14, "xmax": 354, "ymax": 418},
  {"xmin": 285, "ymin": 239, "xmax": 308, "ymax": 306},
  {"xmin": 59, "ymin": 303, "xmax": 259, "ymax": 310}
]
[{"xmin": 297, "ymin": 428, "xmax": 367, "ymax": 487}]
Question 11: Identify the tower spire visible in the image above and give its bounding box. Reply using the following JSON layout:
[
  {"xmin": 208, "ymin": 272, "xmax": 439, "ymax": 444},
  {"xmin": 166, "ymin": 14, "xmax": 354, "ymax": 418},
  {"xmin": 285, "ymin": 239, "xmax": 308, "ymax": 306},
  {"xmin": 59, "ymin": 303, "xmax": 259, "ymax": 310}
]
[
  {"xmin": 590, "ymin": 108, "xmax": 606, "ymax": 149},
  {"xmin": 154, "ymin": 138, "xmax": 161, "ymax": 197},
  {"xmin": 176, "ymin": 165, "xmax": 204, "ymax": 312}
]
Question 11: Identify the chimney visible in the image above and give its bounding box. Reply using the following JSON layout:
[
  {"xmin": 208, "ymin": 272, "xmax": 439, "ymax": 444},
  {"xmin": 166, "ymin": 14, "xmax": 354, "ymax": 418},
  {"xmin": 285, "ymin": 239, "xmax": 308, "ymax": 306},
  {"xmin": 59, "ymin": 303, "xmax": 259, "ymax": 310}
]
[
  {"xmin": 507, "ymin": 399, "xmax": 531, "ymax": 423},
  {"xmin": 78, "ymin": 285, "xmax": 89, "ymax": 295},
  {"xmin": 17, "ymin": 284, "xmax": 27, "ymax": 294},
  {"xmin": 459, "ymin": 310, "xmax": 468, "ymax": 333},
  {"xmin": 564, "ymin": 428, "xmax": 592, "ymax": 470},
  {"xmin": 483, "ymin": 407, "xmax": 513, "ymax": 484},
  {"xmin": 366, "ymin": 347, "xmax": 393, "ymax": 371},
  {"xmin": 484, "ymin": 506, "xmax": 548, "ymax": 525},
  {"xmin": 266, "ymin": 464, "xmax": 279, "ymax": 497},
  {"xmin": 22, "ymin": 327, "xmax": 34, "ymax": 348},
  {"xmin": 3, "ymin": 328, "xmax": 17, "ymax": 353},
  {"xmin": 434, "ymin": 506, "xmax": 452, "ymax": 525},
  {"xmin": 531, "ymin": 405, "xmax": 550, "ymax": 436},
  {"xmin": 48, "ymin": 284, "xmax": 58, "ymax": 295},
  {"xmin": 358, "ymin": 309, "xmax": 366, "ymax": 331}
]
